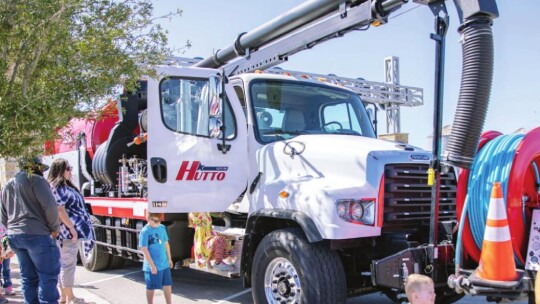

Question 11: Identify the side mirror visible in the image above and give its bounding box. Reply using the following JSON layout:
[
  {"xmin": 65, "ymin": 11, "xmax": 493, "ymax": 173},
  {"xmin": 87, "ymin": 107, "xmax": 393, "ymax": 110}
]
[
  {"xmin": 366, "ymin": 107, "xmax": 374, "ymax": 123},
  {"xmin": 208, "ymin": 75, "xmax": 222, "ymax": 117},
  {"xmin": 207, "ymin": 74, "xmax": 223, "ymax": 138},
  {"xmin": 209, "ymin": 117, "xmax": 223, "ymax": 138}
]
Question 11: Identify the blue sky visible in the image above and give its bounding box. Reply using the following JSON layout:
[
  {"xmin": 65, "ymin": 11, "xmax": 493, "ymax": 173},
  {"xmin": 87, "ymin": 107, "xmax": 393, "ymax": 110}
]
[{"xmin": 154, "ymin": 0, "xmax": 539, "ymax": 149}]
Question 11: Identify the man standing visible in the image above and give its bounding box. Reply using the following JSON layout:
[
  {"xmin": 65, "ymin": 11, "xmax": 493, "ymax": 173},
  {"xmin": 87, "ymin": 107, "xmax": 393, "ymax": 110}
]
[{"xmin": 1, "ymin": 157, "xmax": 60, "ymax": 304}]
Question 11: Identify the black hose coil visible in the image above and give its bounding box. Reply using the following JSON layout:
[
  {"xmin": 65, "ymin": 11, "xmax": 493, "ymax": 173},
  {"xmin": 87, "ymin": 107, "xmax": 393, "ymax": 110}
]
[{"xmin": 446, "ymin": 16, "xmax": 494, "ymax": 169}]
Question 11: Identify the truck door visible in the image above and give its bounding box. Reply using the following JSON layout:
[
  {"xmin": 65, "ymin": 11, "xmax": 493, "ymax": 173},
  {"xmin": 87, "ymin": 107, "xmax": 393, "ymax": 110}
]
[{"xmin": 147, "ymin": 66, "xmax": 248, "ymax": 212}]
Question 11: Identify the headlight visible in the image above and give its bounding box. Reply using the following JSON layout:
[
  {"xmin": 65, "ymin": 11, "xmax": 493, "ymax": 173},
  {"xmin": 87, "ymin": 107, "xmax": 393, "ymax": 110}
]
[
  {"xmin": 337, "ymin": 201, "xmax": 347, "ymax": 217},
  {"xmin": 350, "ymin": 202, "xmax": 364, "ymax": 220},
  {"xmin": 335, "ymin": 198, "xmax": 376, "ymax": 226},
  {"xmin": 360, "ymin": 201, "xmax": 375, "ymax": 225}
]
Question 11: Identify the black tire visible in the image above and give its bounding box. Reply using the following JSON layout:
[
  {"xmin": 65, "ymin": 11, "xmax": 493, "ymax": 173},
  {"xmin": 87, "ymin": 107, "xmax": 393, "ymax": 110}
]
[
  {"xmin": 107, "ymin": 255, "xmax": 125, "ymax": 269},
  {"xmin": 251, "ymin": 228, "xmax": 346, "ymax": 304},
  {"xmin": 80, "ymin": 215, "xmax": 110, "ymax": 271}
]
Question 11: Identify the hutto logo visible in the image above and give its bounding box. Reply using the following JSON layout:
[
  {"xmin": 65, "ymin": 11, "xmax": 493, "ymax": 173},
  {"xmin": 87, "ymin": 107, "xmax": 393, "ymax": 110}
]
[{"xmin": 175, "ymin": 161, "xmax": 228, "ymax": 181}]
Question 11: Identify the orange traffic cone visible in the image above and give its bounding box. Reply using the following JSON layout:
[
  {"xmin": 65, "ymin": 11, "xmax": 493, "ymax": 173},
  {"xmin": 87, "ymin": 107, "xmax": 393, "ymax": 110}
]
[{"xmin": 476, "ymin": 182, "xmax": 517, "ymax": 281}]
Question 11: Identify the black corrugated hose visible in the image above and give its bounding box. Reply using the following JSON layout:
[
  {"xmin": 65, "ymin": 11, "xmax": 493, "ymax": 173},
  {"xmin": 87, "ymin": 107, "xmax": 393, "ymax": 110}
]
[{"xmin": 446, "ymin": 15, "xmax": 494, "ymax": 169}]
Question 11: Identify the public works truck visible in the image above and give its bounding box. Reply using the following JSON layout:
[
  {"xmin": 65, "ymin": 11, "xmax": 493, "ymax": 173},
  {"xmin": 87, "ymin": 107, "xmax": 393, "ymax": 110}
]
[{"xmin": 43, "ymin": 0, "xmax": 502, "ymax": 303}]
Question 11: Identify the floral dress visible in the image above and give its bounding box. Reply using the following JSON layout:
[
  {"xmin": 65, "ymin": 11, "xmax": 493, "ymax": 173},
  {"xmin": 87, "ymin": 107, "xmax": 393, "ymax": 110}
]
[{"xmin": 188, "ymin": 212, "xmax": 227, "ymax": 268}]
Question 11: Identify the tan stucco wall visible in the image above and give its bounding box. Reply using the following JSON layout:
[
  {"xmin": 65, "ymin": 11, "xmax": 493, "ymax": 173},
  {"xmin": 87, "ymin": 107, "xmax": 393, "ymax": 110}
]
[{"xmin": 0, "ymin": 158, "xmax": 18, "ymax": 187}]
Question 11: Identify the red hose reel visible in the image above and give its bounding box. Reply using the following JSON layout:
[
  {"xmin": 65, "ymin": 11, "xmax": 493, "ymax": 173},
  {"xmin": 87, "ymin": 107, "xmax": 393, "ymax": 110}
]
[{"xmin": 456, "ymin": 127, "xmax": 540, "ymax": 265}]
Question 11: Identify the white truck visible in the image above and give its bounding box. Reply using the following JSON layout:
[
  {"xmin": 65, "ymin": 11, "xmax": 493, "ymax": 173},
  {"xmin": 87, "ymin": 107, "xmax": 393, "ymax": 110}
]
[{"xmin": 45, "ymin": 0, "xmax": 508, "ymax": 303}]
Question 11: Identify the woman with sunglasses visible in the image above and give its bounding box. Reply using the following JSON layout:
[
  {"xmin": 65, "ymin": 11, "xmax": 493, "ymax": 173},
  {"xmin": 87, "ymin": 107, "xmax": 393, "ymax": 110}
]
[{"xmin": 48, "ymin": 158, "xmax": 95, "ymax": 304}]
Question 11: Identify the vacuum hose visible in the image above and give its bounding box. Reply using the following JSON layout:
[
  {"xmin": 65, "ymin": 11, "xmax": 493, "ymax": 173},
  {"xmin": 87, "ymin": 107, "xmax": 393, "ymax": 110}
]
[{"xmin": 446, "ymin": 15, "xmax": 494, "ymax": 169}]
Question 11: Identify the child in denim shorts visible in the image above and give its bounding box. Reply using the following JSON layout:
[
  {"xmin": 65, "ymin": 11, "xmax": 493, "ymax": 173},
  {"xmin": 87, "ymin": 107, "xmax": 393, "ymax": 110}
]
[{"xmin": 139, "ymin": 213, "xmax": 173, "ymax": 304}]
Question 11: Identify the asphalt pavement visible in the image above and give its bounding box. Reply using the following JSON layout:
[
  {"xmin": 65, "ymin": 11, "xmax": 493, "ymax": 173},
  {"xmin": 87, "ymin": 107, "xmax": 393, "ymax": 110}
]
[
  {"xmin": 5, "ymin": 258, "xmax": 108, "ymax": 304},
  {"xmin": 3, "ymin": 257, "xmax": 531, "ymax": 304}
]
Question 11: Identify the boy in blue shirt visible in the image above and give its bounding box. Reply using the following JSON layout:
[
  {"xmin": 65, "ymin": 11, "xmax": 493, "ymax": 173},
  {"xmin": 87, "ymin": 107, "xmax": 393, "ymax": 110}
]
[{"xmin": 139, "ymin": 213, "xmax": 173, "ymax": 304}]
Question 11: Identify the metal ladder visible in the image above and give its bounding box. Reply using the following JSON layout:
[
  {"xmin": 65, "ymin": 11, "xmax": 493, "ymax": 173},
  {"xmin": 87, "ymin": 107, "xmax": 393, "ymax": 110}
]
[{"xmin": 264, "ymin": 67, "xmax": 423, "ymax": 107}]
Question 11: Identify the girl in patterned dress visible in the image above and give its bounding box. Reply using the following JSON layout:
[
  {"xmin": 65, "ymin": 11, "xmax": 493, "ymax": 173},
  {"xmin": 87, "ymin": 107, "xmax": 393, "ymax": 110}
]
[{"xmin": 188, "ymin": 212, "xmax": 230, "ymax": 270}]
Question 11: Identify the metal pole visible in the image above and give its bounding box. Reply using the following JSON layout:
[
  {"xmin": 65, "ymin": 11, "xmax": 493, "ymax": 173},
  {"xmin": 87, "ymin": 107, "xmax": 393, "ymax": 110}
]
[{"xmin": 427, "ymin": 1, "xmax": 448, "ymax": 281}]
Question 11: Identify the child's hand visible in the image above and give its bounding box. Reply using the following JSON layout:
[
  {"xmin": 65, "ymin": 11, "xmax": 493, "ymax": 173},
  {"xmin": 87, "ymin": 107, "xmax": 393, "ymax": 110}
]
[
  {"xmin": 169, "ymin": 259, "xmax": 173, "ymax": 268},
  {"xmin": 151, "ymin": 265, "xmax": 157, "ymax": 275}
]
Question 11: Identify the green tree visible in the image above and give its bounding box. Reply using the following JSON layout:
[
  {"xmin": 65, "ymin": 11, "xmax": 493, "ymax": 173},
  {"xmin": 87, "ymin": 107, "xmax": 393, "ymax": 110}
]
[{"xmin": 0, "ymin": 0, "xmax": 187, "ymax": 158}]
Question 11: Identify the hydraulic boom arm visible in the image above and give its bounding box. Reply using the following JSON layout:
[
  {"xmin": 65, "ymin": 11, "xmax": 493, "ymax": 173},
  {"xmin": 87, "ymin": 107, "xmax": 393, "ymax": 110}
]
[{"xmin": 195, "ymin": 0, "xmax": 407, "ymax": 74}]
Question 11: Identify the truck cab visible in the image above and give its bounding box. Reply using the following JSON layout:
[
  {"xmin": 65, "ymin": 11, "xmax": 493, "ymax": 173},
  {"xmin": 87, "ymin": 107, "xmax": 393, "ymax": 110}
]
[{"xmin": 143, "ymin": 65, "xmax": 458, "ymax": 302}]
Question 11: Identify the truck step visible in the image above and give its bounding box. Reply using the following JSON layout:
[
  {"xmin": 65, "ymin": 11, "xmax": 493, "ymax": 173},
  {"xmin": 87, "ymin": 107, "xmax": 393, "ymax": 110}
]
[{"xmin": 188, "ymin": 262, "xmax": 240, "ymax": 278}]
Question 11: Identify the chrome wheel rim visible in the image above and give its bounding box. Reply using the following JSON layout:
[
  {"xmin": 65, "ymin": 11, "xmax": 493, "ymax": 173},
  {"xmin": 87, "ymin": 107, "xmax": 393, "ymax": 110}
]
[
  {"xmin": 264, "ymin": 257, "xmax": 302, "ymax": 304},
  {"xmin": 79, "ymin": 241, "xmax": 92, "ymax": 263}
]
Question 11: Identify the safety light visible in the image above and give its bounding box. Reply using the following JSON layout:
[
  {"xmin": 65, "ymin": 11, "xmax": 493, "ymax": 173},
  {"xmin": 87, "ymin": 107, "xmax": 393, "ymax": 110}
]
[
  {"xmin": 279, "ymin": 190, "xmax": 290, "ymax": 198},
  {"xmin": 335, "ymin": 198, "xmax": 376, "ymax": 225}
]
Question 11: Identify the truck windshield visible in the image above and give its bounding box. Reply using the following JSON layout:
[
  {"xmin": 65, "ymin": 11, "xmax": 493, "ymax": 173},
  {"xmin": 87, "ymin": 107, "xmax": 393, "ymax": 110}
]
[{"xmin": 250, "ymin": 79, "xmax": 375, "ymax": 143}]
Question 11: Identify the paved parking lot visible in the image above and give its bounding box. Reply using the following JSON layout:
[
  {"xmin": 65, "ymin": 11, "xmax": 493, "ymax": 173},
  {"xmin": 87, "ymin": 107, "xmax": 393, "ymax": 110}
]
[{"xmin": 3, "ymin": 258, "xmax": 530, "ymax": 304}]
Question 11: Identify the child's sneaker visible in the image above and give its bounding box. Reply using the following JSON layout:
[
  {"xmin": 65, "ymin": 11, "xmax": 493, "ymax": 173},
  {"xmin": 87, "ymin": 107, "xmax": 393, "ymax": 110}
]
[{"xmin": 3, "ymin": 287, "xmax": 14, "ymax": 296}]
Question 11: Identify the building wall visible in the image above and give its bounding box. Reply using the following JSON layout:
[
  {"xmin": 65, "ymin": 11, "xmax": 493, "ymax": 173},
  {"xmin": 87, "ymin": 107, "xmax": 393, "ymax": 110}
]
[
  {"xmin": 378, "ymin": 132, "xmax": 408, "ymax": 144},
  {"xmin": 0, "ymin": 158, "xmax": 18, "ymax": 187}
]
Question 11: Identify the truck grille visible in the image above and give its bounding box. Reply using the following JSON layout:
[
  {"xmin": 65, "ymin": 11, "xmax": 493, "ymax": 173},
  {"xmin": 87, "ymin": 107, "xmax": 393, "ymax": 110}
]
[{"xmin": 382, "ymin": 164, "xmax": 457, "ymax": 232}]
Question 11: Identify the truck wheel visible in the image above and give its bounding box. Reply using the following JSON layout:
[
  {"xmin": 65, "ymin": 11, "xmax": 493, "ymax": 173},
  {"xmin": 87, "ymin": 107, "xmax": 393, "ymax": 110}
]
[
  {"xmin": 251, "ymin": 228, "xmax": 346, "ymax": 304},
  {"xmin": 80, "ymin": 215, "xmax": 110, "ymax": 271},
  {"xmin": 107, "ymin": 255, "xmax": 125, "ymax": 269}
]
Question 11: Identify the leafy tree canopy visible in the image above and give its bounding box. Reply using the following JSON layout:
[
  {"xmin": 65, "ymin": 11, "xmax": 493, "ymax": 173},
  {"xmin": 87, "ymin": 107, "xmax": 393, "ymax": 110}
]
[{"xmin": 0, "ymin": 0, "xmax": 187, "ymax": 158}]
